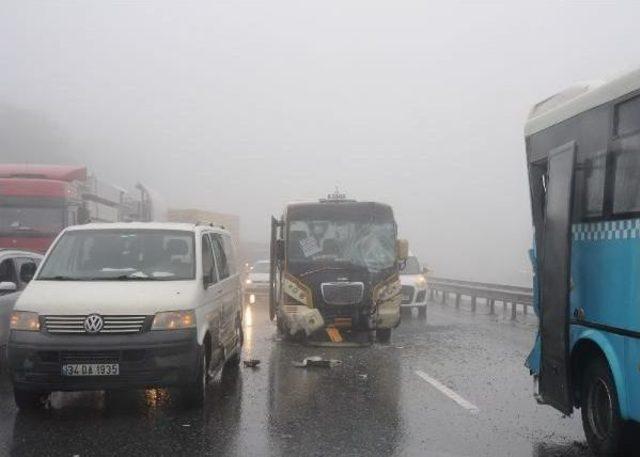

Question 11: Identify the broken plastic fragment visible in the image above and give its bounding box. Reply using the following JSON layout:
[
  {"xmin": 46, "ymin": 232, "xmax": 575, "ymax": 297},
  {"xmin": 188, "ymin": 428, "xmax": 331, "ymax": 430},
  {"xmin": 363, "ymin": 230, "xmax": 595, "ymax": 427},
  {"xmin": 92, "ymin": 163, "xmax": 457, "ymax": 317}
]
[
  {"xmin": 243, "ymin": 359, "xmax": 261, "ymax": 368},
  {"xmin": 292, "ymin": 356, "xmax": 342, "ymax": 368}
]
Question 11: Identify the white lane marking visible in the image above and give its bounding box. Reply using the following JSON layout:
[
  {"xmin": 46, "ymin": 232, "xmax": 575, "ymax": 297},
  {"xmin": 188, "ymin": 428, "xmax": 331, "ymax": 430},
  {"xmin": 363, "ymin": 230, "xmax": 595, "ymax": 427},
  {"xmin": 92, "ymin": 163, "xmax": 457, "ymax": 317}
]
[{"xmin": 415, "ymin": 370, "xmax": 480, "ymax": 414}]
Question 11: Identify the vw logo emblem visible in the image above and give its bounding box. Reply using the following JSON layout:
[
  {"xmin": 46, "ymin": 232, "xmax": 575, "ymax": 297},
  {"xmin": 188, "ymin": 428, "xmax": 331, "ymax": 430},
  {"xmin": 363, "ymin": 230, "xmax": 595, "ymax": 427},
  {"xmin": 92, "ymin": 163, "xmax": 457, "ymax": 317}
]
[{"xmin": 84, "ymin": 314, "xmax": 104, "ymax": 334}]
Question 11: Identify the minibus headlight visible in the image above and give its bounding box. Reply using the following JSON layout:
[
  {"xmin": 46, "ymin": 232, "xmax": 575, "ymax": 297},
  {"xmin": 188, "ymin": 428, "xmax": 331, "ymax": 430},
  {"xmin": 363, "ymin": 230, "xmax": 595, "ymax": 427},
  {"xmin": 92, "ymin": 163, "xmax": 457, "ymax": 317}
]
[
  {"xmin": 283, "ymin": 273, "xmax": 313, "ymax": 307},
  {"xmin": 151, "ymin": 311, "xmax": 196, "ymax": 330},
  {"xmin": 10, "ymin": 311, "xmax": 40, "ymax": 331}
]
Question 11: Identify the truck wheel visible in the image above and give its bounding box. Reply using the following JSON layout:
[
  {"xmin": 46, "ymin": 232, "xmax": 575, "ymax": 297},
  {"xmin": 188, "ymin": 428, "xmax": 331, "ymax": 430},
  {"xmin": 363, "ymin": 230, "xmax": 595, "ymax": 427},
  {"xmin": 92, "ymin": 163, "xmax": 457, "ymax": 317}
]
[
  {"xmin": 581, "ymin": 356, "xmax": 631, "ymax": 456},
  {"xmin": 182, "ymin": 347, "xmax": 207, "ymax": 408},
  {"xmin": 376, "ymin": 328, "xmax": 391, "ymax": 344},
  {"xmin": 14, "ymin": 388, "xmax": 47, "ymax": 410},
  {"xmin": 418, "ymin": 306, "xmax": 427, "ymax": 320}
]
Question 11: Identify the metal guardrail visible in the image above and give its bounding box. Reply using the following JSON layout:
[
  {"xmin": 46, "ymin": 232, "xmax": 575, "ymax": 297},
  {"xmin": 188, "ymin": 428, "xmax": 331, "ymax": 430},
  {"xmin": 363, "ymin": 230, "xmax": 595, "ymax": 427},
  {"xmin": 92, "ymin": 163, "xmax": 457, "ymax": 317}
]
[{"xmin": 428, "ymin": 277, "xmax": 534, "ymax": 320}]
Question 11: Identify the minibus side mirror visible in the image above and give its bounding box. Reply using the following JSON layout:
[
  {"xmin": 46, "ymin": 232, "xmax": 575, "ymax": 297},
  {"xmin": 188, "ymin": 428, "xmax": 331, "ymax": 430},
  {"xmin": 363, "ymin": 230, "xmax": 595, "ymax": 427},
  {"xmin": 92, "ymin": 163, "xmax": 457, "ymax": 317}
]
[
  {"xmin": 20, "ymin": 262, "xmax": 37, "ymax": 284},
  {"xmin": 396, "ymin": 239, "xmax": 409, "ymax": 261},
  {"xmin": 203, "ymin": 268, "xmax": 214, "ymax": 289}
]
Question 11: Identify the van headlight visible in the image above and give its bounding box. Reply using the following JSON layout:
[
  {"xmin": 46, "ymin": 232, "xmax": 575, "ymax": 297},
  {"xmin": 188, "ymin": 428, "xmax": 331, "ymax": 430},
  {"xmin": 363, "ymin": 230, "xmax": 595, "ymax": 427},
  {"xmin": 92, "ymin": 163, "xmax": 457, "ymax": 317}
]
[
  {"xmin": 151, "ymin": 311, "xmax": 196, "ymax": 330},
  {"xmin": 10, "ymin": 311, "xmax": 40, "ymax": 331},
  {"xmin": 415, "ymin": 275, "xmax": 427, "ymax": 289},
  {"xmin": 245, "ymin": 278, "xmax": 252, "ymax": 285}
]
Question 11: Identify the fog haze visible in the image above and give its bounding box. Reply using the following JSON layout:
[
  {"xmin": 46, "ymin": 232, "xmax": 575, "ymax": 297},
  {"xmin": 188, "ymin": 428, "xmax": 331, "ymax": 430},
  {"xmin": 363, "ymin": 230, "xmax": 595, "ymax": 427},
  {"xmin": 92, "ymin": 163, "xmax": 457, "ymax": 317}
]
[{"xmin": 2, "ymin": 0, "xmax": 639, "ymax": 285}]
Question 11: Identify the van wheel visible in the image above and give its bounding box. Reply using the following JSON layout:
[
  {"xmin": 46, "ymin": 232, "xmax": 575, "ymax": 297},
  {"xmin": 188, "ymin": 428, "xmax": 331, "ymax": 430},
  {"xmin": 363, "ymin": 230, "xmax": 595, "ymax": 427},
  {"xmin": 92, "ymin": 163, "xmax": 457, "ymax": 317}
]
[
  {"xmin": 581, "ymin": 356, "xmax": 632, "ymax": 456},
  {"xmin": 376, "ymin": 329, "xmax": 391, "ymax": 344},
  {"xmin": 418, "ymin": 306, "xmax": 427, "ymax": 320},
  {"xmin": 14, "ymin": 388, "xmax": 48, "ymax": 410},
  {"xmin": 226, "ymin": 321, "xmax": 243, "ymax": 368},
  {"xmin": 182, "ymin": 347, "xmax": 207, "ymax": 408}
]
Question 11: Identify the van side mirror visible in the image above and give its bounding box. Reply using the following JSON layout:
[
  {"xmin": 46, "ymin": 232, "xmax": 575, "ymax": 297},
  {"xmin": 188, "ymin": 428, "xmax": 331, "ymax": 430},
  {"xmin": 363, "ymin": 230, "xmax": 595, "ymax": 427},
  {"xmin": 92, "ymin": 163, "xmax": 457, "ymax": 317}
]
[
  {"xmin": 275, "ymin": 239, "xmax": 285, "ymax": 261},
  {"xmin": 20, "ymin": 262, "xmax": 37, "ymax": 284},
  {"xmin": 0, "ymin": 281, "xmax": 18, "ymax": 294},
  {"xmin": 203, "ymin": 269, "xmax": 213, "ymax": 289},
  {"xmin": 396, "ymin": 239, "xmax": 409, "ymax": 261}
]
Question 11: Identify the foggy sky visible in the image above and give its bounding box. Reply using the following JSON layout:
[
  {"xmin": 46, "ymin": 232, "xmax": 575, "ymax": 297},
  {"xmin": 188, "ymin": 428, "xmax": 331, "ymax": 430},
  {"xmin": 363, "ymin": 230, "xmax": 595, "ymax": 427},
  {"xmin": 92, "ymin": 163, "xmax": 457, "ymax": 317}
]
[{"xmin": 1, "ymin": 1, "xmax": 639, "ymax": 285}]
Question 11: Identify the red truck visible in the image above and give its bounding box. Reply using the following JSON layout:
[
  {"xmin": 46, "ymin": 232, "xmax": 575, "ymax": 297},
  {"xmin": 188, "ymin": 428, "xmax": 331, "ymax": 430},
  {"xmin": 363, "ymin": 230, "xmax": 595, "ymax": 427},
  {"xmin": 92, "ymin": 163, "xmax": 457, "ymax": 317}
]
[{"xmin": 0, "ymin": 164, "xmax": 162, "ymax": 253}]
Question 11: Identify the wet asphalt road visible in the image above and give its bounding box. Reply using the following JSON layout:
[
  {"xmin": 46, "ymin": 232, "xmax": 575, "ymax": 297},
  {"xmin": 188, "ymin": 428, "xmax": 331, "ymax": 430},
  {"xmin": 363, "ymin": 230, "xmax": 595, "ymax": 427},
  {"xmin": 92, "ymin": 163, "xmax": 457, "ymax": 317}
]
[{"xmin": 0, "ymin": 301, "xmax": 592, "ymax": 457}]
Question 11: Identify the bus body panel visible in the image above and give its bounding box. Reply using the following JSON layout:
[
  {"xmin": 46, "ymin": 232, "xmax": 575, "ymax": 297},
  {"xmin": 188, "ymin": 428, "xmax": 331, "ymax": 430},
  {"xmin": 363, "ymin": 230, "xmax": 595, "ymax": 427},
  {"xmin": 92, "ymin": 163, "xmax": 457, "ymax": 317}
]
[
  {"xmin": 625, "ymin": 337, "xmax": 640, "ymax": 419},
  {"xmin": 570, "ymin": 327, "xmax": 630, "ymax": 420},
  {"xmin": 571, "ymin": 221, "xmax": 640, "ymax": 332}
]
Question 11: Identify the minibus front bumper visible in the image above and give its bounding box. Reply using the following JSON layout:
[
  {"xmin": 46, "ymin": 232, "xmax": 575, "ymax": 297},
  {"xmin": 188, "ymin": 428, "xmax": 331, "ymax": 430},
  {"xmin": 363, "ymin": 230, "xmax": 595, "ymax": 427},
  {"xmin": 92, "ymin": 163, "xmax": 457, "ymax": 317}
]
[{"xmin": 8, "ymin": 329, "xmax": 198, "ymax": 392}]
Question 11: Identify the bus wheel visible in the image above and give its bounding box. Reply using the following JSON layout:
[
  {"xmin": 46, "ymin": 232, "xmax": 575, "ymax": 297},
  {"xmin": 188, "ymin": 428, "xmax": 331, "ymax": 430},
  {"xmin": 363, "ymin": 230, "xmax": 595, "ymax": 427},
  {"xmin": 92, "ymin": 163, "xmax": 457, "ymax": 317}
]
[{"xmin": 581, "ymin": 356, "xmax": 630, "ymax": 456}]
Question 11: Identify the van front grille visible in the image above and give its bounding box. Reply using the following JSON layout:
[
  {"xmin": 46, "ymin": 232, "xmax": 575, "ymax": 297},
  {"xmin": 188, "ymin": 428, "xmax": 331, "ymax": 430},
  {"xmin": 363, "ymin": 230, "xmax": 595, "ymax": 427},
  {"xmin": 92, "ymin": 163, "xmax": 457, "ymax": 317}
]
[{"xmin": 44, "ymin": 315, "xmax": 148, "ymax": 335}]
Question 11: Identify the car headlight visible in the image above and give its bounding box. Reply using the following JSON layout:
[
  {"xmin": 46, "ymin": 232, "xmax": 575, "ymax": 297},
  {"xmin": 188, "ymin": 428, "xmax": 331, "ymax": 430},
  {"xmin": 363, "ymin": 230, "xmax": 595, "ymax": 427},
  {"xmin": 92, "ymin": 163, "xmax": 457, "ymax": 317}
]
[
  {"xmin": 415, "ymin": 275, "xmax": 427, "ymax": 289},
  {"xmin": 245, "ymin": 278, "xmax": 252, "ymax": 285},
  {"xmin": 10, "ymin": 311, "xmax": 40, "ymax": 331},
  {"xmin": 151, "ymin": 310, "xmax": 196, "ymax": 330}
]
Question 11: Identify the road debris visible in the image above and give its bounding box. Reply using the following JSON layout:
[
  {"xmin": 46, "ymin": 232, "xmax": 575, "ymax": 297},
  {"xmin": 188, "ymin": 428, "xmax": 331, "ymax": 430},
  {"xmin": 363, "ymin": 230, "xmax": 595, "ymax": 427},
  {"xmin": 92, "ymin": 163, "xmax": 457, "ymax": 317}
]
[
  {"xmin": 293, "ymin": 356, "xmax": 342, "ymax": 368},
  {"xmin": 243, "ymin": 359, "xmax": 261, "ymax": 368}
]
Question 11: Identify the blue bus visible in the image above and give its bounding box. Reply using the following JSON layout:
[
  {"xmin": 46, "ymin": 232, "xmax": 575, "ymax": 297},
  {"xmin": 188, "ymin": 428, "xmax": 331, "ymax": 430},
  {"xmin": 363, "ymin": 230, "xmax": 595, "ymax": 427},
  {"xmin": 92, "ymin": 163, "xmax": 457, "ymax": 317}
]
[{"xmin": 525, "ymin": 68, "xmax": 640, "ymax": 455}]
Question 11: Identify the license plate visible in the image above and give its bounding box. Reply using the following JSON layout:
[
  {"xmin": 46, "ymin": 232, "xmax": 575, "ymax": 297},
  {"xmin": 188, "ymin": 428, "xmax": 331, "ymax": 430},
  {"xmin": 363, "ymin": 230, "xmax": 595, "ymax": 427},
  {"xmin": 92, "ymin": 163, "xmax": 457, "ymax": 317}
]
[
  {"xmin": 61, "ymin": 363, "xmax": 120, "ymax": 377},
  {"xmin": 402, "ymin": 294, "xmax": 411, "ymax": 301}
]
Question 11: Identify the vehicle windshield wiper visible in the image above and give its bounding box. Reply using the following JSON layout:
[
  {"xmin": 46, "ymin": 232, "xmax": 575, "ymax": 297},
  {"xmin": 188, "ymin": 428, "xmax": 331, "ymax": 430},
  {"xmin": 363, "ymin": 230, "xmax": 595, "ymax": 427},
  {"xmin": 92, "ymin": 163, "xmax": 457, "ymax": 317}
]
[
  {"xmin": 100, "ymin": 275, "xmax": 160, "ymax": 281},
  {"xmin": 38, "ymin": 275, "xmax": 82, "ymax": 281},
  {"xmin": 298, "ymin": 266, "xmax": 351, "ymax": 278}
]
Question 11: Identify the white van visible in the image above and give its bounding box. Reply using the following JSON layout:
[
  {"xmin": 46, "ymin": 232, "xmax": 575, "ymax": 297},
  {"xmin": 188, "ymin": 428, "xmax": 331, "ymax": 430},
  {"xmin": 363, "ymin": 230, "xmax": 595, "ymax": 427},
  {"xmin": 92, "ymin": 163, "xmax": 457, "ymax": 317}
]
[
  {"xmin": 7, "ymin": 222, "xmax": 243, "ymax": 409},
  {"xmin": 399, "ymin": 255, "xmax": 428, "ymax": 319}
]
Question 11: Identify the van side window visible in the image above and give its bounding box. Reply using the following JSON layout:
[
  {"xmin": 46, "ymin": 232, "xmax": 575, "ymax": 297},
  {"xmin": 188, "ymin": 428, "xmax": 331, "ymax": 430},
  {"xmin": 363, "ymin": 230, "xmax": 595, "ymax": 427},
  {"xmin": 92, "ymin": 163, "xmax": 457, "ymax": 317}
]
[
  {"xmin": 201, "ymin": 235, "xmax": 217, "ymax": 284},
  {"xmin": 210, "ymin": 234, "xmax": 230, "ymax": 280},
  {"xmin": 222, "ymin": 235, "xmax": 237, "ymax": 275}
]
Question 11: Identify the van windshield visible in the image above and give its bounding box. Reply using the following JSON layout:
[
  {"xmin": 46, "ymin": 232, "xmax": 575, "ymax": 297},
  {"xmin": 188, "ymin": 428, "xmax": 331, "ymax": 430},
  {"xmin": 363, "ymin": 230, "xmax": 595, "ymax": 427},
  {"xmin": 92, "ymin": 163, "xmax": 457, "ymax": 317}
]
[
  {"xmin": 38, "ymin": 229, "xmax": 195, "ymax": 281},
  {"xmin": 252, "ymin": 262, "xmax": 270, "ymax": 273},
  {"xmin": 400, "ymin": 257, "xmax": 421, "ymax": 275}
]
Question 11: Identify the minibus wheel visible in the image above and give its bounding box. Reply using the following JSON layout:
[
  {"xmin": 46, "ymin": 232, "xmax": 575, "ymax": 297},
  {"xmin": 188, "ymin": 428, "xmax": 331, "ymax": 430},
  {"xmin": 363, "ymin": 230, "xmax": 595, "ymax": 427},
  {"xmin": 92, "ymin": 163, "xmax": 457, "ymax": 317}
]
[
  {"xmin": 13, "ymin": 388, "xmax": 48, "ymax": 410},
  {"xmin": 581, "ymin": 356, "xmax": 631, "ymax": 455},
  {"xmin": 376, "ymin": 328, "xmax": 391, "ymax": 344},
  {"xmin": 400, "ymin": 307, "xmax": 412, "ymax": 318}
]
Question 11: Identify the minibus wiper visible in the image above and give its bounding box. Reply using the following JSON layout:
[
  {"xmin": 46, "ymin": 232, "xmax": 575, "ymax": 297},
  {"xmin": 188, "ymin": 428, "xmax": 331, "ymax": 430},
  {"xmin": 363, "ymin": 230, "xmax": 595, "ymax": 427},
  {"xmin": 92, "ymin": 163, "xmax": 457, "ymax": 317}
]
[{"xmin": 299, "ymin": 266, "xmax": 349, "ymax": 278}]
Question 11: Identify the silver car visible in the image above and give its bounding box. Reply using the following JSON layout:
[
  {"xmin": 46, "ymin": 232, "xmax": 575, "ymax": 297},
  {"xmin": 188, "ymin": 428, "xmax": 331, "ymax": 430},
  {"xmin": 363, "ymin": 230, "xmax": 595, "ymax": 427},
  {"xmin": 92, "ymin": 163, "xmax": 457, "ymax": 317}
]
[{"xmin": 0, "ymin": 249, "xmax": 42, "ymax": 371}]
